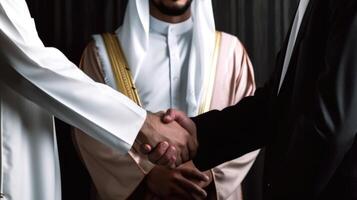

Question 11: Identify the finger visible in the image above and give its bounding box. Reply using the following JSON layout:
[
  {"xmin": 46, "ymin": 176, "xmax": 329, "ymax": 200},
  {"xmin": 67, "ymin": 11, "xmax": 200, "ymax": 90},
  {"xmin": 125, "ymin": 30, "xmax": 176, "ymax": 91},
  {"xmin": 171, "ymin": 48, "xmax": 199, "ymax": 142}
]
[
  {"xmin": 175, "ymin": 152, "xmax": 183, "ymax": 167},
  {"xmin": 187, "ymin": 138, "xmax": 198, "ymax": 158},
  {"xmin": 169, "ymin": 185, "xmax": 192, "ymax": 200},
  {"xmin": 172, "ymin": 189, "xmax": 205, "ymax": 200},
  {"xmin": 175, "ymin": 177, "xmax": 207, "ymax": 199},
  {"xmin": 180, "ymin": 168, "xmax": 209, "ymax": 182},
  {"xmin": 163, "ymin": 109, "xmax": 198, "ymax": 160},
  {"xmin": 170, "ymin": 183, "xmax": 204, "ymax": 200},
  {"xmin": 156, "ymin": 145, "xmax": 177, "ymax": 166},
  {"xmin": 175, "ymin": 145, "xmax": 189, "ymax": 166},
  {"xmin": 162, "ymin": 108, "xmax": 176, "ymax": 123},
  {"xmin": 169, "ymin": 158, "xmax": 177, "ymax": 169},
  {"xmin": 166, "ymin": 109, "xmax": 196, "ymax": 134},
  {"xmin": 140, "ymin": 144, "xmax": 152, "ymax": 154},
  {"xmin": 181, "ymin": 144, "xmax": 190, "ymax": 164},
  {"xmin": 168, "ymin": 109, "xmax": 198, "ymax": 159},
  {"xmin": 165, "ymin": 109, "xmax": 198, "ymax": 160},
  {"xmin": 148, "ymin": 142, "xmax": 169, "ymax": 164}
]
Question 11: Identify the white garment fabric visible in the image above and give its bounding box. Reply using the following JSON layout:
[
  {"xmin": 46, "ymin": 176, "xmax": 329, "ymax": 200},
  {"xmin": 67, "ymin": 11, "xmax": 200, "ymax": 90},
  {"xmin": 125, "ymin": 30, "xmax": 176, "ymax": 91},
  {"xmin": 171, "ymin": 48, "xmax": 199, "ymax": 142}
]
[
  {"xmin": 96, "ymin": 16, "xmax": 194, "ymax": 113},
  {"xmin": 136, "ymin": 16, "xmax": 193, "ymax": 113},
  {"xmin": 0, "ymin": 0, "xmax": 147, "ymax": 199},
  {"xmin": 117, "ymin": 0, "xmax": 216, "ymax": 116},
  {"xmin": 278, "ymin": 0, "xmax": 310, "ymax": 92}
]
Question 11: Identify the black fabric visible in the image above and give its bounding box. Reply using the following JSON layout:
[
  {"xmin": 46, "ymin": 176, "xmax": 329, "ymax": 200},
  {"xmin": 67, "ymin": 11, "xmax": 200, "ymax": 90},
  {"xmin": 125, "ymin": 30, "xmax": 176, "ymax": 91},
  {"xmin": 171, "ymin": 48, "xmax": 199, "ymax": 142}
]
[{"xmin": 192, "ymin": 0, "xmax": 357, "ymax": 199}]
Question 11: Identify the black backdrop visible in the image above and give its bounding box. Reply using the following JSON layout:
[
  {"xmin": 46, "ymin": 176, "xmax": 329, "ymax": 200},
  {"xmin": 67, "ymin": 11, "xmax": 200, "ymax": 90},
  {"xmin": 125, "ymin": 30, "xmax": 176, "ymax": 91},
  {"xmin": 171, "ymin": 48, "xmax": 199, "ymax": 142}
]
[{"xmin": 24, "ymin": 0, "xmax": 298, "ymax": 199}]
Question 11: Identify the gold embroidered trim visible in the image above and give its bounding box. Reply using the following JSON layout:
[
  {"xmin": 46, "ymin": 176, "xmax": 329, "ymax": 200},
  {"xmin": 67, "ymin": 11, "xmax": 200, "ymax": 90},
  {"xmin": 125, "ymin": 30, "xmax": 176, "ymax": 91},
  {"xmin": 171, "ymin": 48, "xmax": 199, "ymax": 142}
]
[
  {"xmin": 198, "ymin": 31, "xmax": 222, "ymax": 114},
  {"xmin": 102, "ymin": 33, "xmax": 142, "ymax": 106}
]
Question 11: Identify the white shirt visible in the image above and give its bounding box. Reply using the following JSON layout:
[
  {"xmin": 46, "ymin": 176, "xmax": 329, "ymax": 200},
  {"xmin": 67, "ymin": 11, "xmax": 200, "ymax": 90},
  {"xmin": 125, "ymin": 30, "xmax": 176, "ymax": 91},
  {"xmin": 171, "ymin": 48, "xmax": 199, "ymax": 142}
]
[
  {"xmin": 0, "ymin": 0, "xmax": 146, "ymax": 199},
  {"xmin": 278, "ymin": 0, "xmax": 310, "ymax": 92},
  {"xmin": 135, "ymin": 17, "xmax": 194, "ymax": 113}
]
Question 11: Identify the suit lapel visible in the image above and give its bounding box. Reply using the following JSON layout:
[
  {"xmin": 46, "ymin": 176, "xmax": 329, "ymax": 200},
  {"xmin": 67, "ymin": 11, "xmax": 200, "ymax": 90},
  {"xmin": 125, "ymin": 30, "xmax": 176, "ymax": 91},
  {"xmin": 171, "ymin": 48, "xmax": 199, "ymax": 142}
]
[
  {"xmin": 275, "ymin": 0, "xmax": 316, "ymax": 95},
  {"xmin": 272, "ymin": 25, "xmax": 294, "ymax": 96}
]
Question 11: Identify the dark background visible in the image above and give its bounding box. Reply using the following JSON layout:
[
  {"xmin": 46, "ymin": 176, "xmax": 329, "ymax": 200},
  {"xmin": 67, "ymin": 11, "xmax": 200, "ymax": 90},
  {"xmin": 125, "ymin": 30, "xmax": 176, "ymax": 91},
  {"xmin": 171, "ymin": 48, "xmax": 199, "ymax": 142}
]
[{"xmin": 25, "ymin": 0, "xmax": 299, "ymax": 199}]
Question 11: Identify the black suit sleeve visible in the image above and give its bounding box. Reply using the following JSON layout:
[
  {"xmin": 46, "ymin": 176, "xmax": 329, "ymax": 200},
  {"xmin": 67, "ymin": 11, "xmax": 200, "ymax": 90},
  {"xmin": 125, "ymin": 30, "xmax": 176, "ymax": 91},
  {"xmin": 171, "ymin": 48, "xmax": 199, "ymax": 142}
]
[
  {"xmin": 192, "ymin": 81, "xmax": 274, "ymax": 171},
  {"xmin": 191, "ymin": 31, "xmax": 288, "ymax": 170},
  {"xmin": 192, "ymin": 1, "xmax": 357, "ymax": 176}
]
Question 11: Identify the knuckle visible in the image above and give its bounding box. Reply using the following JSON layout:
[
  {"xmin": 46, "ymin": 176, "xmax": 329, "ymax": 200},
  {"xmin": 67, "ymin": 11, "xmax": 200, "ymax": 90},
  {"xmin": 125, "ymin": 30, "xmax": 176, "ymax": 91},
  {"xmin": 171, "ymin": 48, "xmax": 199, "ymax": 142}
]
[
  {"xmin": 177, "ymin": 142, "xmax": 184, "ymax": 150},
  {"xmin": 163, "ymin": 154, "xmax": 171, "ymax": 162},
  {"xmin": 169, "ymin": 145, "xmax": 176, "ymax": 153},
  {"xmin": 162, "ymin": 156, "xmax": 170, "ymax": 164},
  {"xmin": 185, "ymin": 134, "xmax": 190, "ymax": 141},
  {"xmin": 158, "ymin": 147, "xmax": 166, "ymax": 155},
  {"xmin": 187, "ymin": 169, "xmax": 195, "ymax": 175},
  {"xmin": 175, "ymin": 146, "xmax": 181, "ymax": 155}
]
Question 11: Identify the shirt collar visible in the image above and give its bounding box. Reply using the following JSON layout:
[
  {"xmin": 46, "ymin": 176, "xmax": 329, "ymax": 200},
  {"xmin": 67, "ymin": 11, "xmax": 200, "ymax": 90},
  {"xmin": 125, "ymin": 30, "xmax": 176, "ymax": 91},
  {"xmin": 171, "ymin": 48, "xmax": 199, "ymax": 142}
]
[{"xmin": 150, "ymin": 16, "xmax": 193, "ymax": 36}]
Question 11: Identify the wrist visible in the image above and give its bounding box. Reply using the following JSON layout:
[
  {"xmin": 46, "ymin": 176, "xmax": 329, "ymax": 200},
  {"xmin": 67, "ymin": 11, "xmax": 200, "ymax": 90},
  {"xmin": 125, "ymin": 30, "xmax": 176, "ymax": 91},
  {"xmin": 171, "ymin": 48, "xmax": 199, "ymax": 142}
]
[
  {"xmin": 138, "ymin": 112, "xmax": 155, "ymax": 144},
  {"xmin": 140, "ymin": 112, "xmax": 152, "ymax": 134}
]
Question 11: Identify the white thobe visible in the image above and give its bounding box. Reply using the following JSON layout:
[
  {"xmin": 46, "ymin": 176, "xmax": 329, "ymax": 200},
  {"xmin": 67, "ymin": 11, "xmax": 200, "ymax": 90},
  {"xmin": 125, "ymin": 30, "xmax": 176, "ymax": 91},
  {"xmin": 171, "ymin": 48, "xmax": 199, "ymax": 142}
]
[
  {"xmin": 79, "ymin": 17, "xmax": 258, "ymax": 200},
  {"xmin": 0, "ymin": 1, "xmax": 147, "ymax": 200},
  {"xmin": 133, "ymin": 16, "xmax": 194, "ymax": 113}
]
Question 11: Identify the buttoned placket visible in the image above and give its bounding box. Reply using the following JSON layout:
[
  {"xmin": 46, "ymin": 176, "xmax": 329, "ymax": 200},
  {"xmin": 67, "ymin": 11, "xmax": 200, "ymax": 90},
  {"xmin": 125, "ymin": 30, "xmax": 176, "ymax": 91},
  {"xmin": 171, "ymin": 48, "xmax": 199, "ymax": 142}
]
[
  {"xmin": 147, "ymin": 16, "xmax": 193, "ymax": 112},
  {"xmin": 167, "ymin": 26, "xmax": 180, "ymax": 108}
]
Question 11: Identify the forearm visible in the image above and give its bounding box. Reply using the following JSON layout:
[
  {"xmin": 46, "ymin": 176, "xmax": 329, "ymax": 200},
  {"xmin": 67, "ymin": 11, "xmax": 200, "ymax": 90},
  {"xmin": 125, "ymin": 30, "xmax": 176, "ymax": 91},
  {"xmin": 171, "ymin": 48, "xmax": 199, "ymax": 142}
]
[
  {"xmin": 74, "ymin": 130, "xmax": 153, "ymax": 200},
  {"xmin": 0, "ymin": 8, "xmax": 146, "ymax": 153},
  {"xmin": 192, "ymin": 91, "xmax": 271, "ymax": 170}
]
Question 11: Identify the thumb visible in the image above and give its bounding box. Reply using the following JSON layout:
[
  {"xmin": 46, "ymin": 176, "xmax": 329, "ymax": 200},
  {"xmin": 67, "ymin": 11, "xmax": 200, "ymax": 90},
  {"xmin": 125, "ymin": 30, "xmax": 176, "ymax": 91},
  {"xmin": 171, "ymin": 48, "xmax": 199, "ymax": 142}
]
[
  {"xmin": 162, "ymin": 109, "xmax": 176, "ymax": 123},
  {"xmin": 140, "ymin": 144, "xmax": 152, "ymax": 154},
  {"xmin": 163, "ymin": 109, "xmax": 196, "ymax": 134}
]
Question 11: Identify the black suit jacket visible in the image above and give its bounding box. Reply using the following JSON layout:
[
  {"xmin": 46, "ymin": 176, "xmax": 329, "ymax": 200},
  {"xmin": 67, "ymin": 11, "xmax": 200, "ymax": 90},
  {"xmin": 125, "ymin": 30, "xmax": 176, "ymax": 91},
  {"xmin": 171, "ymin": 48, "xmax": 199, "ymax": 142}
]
[{"xmin": 192, "ymin": 0, "xmax": 357, "ymax": 199}]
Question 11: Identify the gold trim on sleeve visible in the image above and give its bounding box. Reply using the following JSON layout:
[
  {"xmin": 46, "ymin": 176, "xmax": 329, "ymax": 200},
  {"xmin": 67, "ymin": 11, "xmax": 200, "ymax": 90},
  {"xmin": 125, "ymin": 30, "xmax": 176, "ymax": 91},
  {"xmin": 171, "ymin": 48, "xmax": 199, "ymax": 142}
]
[
  {"xmin": 101, "ymin": 33, "xmax": 142, "ymax": 106},
  {"xmin": 198, "ymin": 31, "xmax": 222, "ymax": 114}
]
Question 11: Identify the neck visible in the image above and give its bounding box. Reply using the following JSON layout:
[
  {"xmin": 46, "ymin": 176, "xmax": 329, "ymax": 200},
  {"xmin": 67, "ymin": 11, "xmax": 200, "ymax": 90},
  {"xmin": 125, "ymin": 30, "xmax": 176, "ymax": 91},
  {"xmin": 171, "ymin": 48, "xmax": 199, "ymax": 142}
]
[{"xmin": 149, "ymin": 2, "xmax": 191, "ymax": 24}]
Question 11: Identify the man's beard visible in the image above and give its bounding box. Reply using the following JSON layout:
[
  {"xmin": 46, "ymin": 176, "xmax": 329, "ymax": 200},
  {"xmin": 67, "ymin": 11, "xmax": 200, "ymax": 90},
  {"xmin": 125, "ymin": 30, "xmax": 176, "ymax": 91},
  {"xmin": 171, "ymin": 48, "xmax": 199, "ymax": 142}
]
[{"xmin": 150, "ymin": 0, "xmax": 192, "ymax": 16}]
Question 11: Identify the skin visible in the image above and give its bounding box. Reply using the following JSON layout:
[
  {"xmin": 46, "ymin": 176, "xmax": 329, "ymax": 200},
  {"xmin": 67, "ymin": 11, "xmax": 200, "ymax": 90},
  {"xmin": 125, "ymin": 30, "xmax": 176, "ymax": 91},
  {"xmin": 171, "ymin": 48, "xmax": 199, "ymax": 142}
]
[
  {"xmin": 146, "ymin": 164, "xmax": 208, "ymax": 199},
  {"xmin": 139, "ymin": 112, "xmax": 199, "ymax": 166},
  {"xmin": 140, "ymin": 1, "xmax": 214, "ymax": 199},
  {"xmin": 150, "ymin": 0, "xmax": 192, "ymax": 23}
]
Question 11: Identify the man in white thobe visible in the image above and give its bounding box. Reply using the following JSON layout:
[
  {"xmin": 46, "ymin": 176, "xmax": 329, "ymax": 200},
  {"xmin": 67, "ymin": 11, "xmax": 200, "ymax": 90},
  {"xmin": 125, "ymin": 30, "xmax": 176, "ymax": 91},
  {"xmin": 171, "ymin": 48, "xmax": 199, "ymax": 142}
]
[
  {"xmin": 74, "ymin": 0, "xmax": 259, "ymax": 199},
  {"xmin": 0, "ymin": 0, "xmax": 204, "ymax": 200}
]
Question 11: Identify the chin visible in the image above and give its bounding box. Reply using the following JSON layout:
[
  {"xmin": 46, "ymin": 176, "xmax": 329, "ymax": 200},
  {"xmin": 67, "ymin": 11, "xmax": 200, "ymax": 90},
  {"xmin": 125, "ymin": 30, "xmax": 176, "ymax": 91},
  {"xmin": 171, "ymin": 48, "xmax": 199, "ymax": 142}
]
[
  {"xmin": 171, "ymin": 0, "xmax": 189, "ymax": 6},
  {"xmin": 151, "ymin": 0, "xmax": 192, "ymax": 16},
  {"xmin": 163, "ymin": 0, "xmax": 192, "ymax": 9}
]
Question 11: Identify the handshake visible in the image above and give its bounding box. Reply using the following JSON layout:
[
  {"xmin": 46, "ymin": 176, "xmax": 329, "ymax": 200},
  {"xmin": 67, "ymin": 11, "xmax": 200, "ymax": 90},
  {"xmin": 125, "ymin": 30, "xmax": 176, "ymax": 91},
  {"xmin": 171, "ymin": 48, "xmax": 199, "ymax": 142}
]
[
  {"xmin": 137, "ymin": 109, "xmax": 198, "ymax": 167},
  {"xmin": 137, "ymin": 109, "xmax": 212, "ymax": 199}
]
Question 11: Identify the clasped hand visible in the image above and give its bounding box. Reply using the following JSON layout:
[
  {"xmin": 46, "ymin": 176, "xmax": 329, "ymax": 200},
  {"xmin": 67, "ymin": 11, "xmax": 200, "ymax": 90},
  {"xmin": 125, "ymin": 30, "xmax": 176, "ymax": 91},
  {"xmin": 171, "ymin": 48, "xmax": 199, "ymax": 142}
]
[
  {"xmin": 138, "ymin": 109, "xmax": 198, "ymax": 167},
  {"xmin": 137, "ymin": 109, "xmax": 209, "ymax": 199},
  {"xmin": 145, "ymin": 161, "xmax": 212, "ymax": 200}
]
